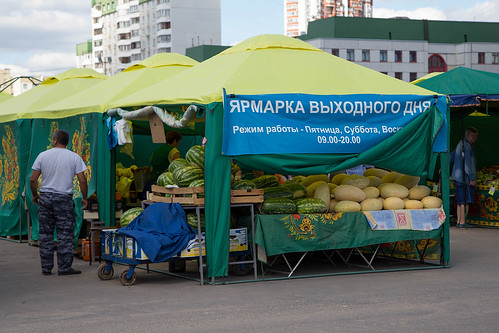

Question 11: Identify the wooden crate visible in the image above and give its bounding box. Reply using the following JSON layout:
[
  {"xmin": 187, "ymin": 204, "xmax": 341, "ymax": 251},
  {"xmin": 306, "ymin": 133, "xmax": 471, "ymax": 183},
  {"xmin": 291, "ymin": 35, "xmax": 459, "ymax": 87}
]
[
  {"xmin": 148, "ymin": 185, "xmax": 204, "ymax": 205},
  {"xmin": 148, "ymin": 185, "xmax": 263, "ymax": 205},
  {"xmin": 230, "ymin": 189, "xmax": 264, "ymax": 204}
]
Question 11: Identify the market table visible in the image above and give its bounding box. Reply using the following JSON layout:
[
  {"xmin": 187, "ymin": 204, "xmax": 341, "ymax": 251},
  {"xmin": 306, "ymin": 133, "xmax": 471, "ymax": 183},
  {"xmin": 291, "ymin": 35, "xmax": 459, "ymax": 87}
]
[{"xmin": 241, "ymin": 212, "xmax": 444, "ymax": 276}]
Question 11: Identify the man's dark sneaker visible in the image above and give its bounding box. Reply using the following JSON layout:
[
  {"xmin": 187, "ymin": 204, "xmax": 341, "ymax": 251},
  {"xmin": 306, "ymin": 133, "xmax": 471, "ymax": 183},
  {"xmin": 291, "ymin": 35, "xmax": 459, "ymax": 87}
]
[
  {"xmin": 58, "ymin": 268, "xmax": 81, "ymax": 276},
  {"xmin": 42, "ymin": 271, "xmax": 52, "ymax": 276}
]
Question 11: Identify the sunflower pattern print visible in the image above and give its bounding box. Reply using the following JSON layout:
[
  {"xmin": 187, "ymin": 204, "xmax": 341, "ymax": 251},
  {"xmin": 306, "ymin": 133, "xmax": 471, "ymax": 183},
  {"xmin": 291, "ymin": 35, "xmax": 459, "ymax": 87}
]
[
  {"xmin": 281, "ymin": 213, "xmax": 343, "ymax": 240},
  {"xmin": 71, "ymin": 117, "xmax": 92, "ymax": 197},
  {"xmin": 0, "ymin": 125, "xmax": 19, "ymax": 205}
]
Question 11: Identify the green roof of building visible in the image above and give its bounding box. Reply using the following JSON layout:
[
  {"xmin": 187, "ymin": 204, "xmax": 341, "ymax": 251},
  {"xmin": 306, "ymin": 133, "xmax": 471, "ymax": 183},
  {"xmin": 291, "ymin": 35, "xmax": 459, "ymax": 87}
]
[
  {"xmin": 76, "ymin": 40, "xmax": 92, "ymax": 56},
  {"xmin": 299, "ymin": 17, "xmax": 499, "ymax": 44},
  {"xmin": 185, "ymin": 45, "xmax": 230, "ymax": 62}
]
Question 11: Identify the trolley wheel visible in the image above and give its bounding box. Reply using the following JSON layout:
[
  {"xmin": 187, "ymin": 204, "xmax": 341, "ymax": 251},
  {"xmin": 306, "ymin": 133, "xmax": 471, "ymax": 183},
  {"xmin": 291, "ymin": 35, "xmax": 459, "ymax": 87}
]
[
  {"xmin": 97, "ymin": 263, "xmax": 114, "ymax": 280},
  {"xmin": 169, "ymin": 260, "xmax": 186, "ymax": 273},
  {"xmin": 120, "ymin": 269, "xmax": 137, "ymax": 286}
]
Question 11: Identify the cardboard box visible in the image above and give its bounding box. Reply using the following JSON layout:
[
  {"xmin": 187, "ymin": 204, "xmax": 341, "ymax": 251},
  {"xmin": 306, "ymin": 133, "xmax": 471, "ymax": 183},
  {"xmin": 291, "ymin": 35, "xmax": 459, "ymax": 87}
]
[
  {"xmin": 180, "ymin": 227, "xmax": 247, "ymax": 258},
  {"xmin": 102, "ymin": 229, "xmax": 149, "ymax": 260}
]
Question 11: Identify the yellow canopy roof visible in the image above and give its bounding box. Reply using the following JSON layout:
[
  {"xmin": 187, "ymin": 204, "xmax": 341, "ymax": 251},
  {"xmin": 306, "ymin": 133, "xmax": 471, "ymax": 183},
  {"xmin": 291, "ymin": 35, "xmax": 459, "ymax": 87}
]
[
  {"xmin": 0, "ymin": 91, "xmax": 13, "ymax": 104},
  {"xmin": 411, "ymin": 72, "xmax": 443, "ymax": 84},
  {"xmin": 36, "ymin": 53, "xmax": 198, "ymax": 119},
  {"xmin": 0, "ymin": 68, "xmax": 107, "ymax": 123},
  {"xmin": 110, "ymin": 34, "xmax": 439, "ymax": 108}
]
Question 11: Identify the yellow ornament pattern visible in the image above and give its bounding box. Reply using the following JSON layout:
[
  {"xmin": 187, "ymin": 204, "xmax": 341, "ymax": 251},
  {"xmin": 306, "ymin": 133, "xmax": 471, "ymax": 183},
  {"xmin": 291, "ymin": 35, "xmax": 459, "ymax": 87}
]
[{"xmin": 0, "ymin": 125, "xmax": 19, "ymax": 205}]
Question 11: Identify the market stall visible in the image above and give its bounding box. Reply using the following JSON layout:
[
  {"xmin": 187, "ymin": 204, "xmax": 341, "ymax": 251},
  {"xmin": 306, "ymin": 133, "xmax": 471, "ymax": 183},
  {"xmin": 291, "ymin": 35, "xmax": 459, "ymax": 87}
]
[
  {"xmin": 0, "ymin": 68, "xmax": 107, "ymax": 242},
  {"xmin": 415, "ymin": 67, "xmax": 499, "ymax": 227},
  {"xmin": 110, "ymin": 34, "xmax": 450, "ymax": 280},
  {"xmin": 16, "ymin": 54, "xmax": 200, "ymax": 247}
]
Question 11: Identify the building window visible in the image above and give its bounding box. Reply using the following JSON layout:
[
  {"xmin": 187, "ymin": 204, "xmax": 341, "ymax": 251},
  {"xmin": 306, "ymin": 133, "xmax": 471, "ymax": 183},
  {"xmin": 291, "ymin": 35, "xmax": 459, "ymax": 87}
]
[
  {"xmin": 158, "ymin": 22, "xmax": 171, "ymax": 30},
  {"xmin": 409, "ymin": 51, "xmax": 417, "ymax": 63},
  {"xmin": 395, "ymin": 72, "xmax": 403, "ymax": 80},
  {"xmin": 493, "ymin": 53, "xmax": 499, "ymax": 64},
  {"xmin": 157, "ymin": 34, "xmax": 171, "ymax": 43},
  {"xmin": 428, "ymin": 54, "xmax": 447, "ymax": 73},
  {"xmin": 395, "ymin": 50, "xmax": 402, "ymax": 63},
  {"xmin": 331, "ymin": 48, "xmax": 339, "ymax": 57},
  {"xmin": 410, "ymin": 72, "xmax": 418, "ymax": 82},
  {"xmin": 478, "ymin": 52, "xmax": 485, "ymax": 64},
  {"xmin": 347, "ymin": 49, "xmax": 355, "ymax": 61},
  {"xmin": 380, "ymin": 50, "xmax": 387, "ymax": 62},
  {"xmin": 131, "ymin": 17, "xmax": 140, "ymax": 25},
  {"xmin": 362, "ymin": 49, "xmax": 370, "ymax": 62}
]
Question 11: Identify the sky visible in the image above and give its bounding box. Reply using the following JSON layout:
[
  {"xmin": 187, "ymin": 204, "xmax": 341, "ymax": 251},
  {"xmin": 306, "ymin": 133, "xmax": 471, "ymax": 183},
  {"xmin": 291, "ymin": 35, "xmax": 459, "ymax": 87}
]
[{"xmin": 0, "ymin": 0, "xmax": 498, "ymax": 77}]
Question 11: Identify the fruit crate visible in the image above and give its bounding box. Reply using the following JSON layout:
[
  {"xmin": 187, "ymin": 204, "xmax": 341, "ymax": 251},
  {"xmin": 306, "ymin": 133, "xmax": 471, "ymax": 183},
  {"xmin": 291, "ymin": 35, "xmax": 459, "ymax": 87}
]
[{"xmin": 147, "ymin": 185, "xmax": 263, "ymax": 205}]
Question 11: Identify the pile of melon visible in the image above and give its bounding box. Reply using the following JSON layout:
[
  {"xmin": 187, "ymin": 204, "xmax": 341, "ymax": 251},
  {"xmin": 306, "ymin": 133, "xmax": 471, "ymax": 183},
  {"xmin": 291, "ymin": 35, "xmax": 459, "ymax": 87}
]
[{"xmin": 294, "ymin": 168, "xmax": 442, "ymax": 214}]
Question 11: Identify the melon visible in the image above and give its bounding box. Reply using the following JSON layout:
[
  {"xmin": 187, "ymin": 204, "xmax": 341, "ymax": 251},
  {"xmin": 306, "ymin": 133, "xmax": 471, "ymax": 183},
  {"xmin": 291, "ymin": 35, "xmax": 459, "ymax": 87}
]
[
  {"xmin": 394, "ymin": 175, "xmax": 420, "ymax": 189},
  {"xmin": 334, "ymin": 185, "xmax": 366, "ymax": 202},
  {"xmin": 314, "ymin": 183, "xmax": 331, "ymax": 207},
  {"xmin": 335, "ymin": 200, "xmax": 361, "ymax": 213},
  {"xmin": 381, "ymin": 171, "xmax": 402, "ymax": 183},
  {"xmin": 380, "ymin": 183, "xmax": 409, "ymax": 199},
  {"xmin": 421, "ymin": 196, "xmax": 443, "ymax": 208},
  {"xmin": 363, "ymin": 186, "xmax": 380, "ymax": 199},
  {"xmin": 367, "ymin": 176, "xmax": 382, "ymax": 187},
  {"xmin": 328, "ymin": 199, "xmax": 338, "ymax": 213},
  {"xmin": 331, "ymin": 173, "xmax": 349, "ymax": 185},
  {"xmin": 301, "ymin": 174, "xmax": 329, "ymax": 187},
  {"xmin": 363, "ymin": 168, "xmax": 390, "ymax": 179},
  {"xmin": 405, "ymin": 200, "xmax": 424, "ymax": 209},
  {"xmin": 361, "ymin": 198, "xmax": 383, "ymax": 211},
  {"xmin": 341, "ymin": 175, "xmax": 370, "ymax": 189},
  {"xmin": 408, "ymin": 185, "xmax": 431, "ymax": 200},
  {"xmin": 327, "ymin": 183, "xmax": 338, "ymax": 198},
  {"xmin": 306, "ymin": 181, "xmax": 327, "ymax": 197},
  {"xmin": 383, "ymin": 197, "xmax": 405, "ymax": 210}
]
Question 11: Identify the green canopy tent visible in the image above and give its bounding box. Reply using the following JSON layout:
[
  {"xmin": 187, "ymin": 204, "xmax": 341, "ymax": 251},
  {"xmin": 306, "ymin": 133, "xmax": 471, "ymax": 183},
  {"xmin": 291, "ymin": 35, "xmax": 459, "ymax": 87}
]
[
  {"xmin": 415, "ymin": 67, "xmax": 499, "ymax": 227},
  {"xmin": 19, "ymin": 54, "xmax": 199, "ymax": 242},
  {"xmin": 110, "ymin": 34, "xmax": 450, "ymax": 279},
  {"xmin": 0, "ymin": 68, "xmax": 108, "ymax": 242},
  {"xmin": 415, "ymin": 66, "xmax": 499, "ymax": 169}
]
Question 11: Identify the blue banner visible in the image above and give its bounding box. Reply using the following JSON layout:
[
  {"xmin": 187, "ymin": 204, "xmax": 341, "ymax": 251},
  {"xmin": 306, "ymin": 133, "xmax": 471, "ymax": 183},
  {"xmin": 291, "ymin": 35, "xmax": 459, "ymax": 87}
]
[{"xmin": 222, "ymin": 93, "xmax": 447, "ymax": 155}]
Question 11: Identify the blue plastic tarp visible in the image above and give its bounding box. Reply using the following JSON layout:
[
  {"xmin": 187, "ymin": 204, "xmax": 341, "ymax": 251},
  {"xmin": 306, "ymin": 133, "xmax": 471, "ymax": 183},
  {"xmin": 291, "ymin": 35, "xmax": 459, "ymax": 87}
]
[{"xmin": 118, "ymin": 203, "xmax": 196, "ymax": 262}]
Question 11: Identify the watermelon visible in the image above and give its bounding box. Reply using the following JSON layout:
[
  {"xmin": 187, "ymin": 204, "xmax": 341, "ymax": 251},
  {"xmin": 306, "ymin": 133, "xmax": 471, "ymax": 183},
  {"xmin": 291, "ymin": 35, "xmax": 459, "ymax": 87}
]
[
  {"xmin": 186, "ymin": 145, "xmax": 205, "ymax": 169},
  {"xmin": 294, "ymin": 198, "xmax": 328, "ymax": 214},
  {"xmin": 232, "ymin": 180, "xmax": 257, "ymax": 190},
  {"xmin": 284, "ymin": 182, "xmax": 306, "ymax": 199},
  {"xmin": 186, "ymin": 213, "xmax": 205, "ymax": 231},
  {"xmin": 120, "ymin": 207, "xmax": 144, "ymax": 227},
  {"xmin": 173, "ymin": 165, "xmax": 204, "ymax": 187},
  {"xmin": 253, "ymin": 175, "xmax": 280, "ymax": 189},
  {"xmin": 156, "ymin": 171, "xmax": 175, "ymax": 186},
  {"xmin": 262, "ymin": 198, "xmax": 297, "ymax": 214},
  {"xmin": 168, "ymin": 158, "xmax": 189, "ymax": 174},
  {"xmin": 189, "ymin": 179, "xmax": 205, "ymax": 198},
  {"xmin": 263, "ymin": 186, "xmax": 293, "ymax": 200}
]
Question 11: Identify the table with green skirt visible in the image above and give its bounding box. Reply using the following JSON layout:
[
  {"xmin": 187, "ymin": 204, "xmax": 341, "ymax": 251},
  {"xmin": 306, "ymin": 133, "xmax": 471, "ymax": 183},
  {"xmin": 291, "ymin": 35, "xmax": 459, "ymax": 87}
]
[{"xmin": 241, "ymin": 212, "xmax": 443, "ymax": 266}]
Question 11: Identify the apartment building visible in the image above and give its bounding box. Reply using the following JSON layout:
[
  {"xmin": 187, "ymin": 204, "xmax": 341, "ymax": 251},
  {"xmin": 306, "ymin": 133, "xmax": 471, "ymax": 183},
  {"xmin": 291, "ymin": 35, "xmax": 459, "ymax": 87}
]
[
  {"xmin": 76, "ymin": 40, "xmax": 93, "ymax": 69},
  {"xmin": 89, "ymin": 0, "xmax": 220, "ymax": 75},
  {"xmin": 285, "ymin": 0, "xmax": 372, "ymax": 37},
  {"xmin": 299, "ymin": 17, "xmax": 499, "ymax": 81}
]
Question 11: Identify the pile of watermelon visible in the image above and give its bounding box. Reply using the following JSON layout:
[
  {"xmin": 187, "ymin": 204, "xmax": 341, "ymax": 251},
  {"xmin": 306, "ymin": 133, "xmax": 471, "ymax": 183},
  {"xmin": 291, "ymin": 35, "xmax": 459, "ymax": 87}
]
[
  {"xmin": 156, "ymin": 145, "xmax": 205, "ymax": 189},
  {"xmin": 231, "ymin": 174, "xmax": 327, "ymax": 215}
]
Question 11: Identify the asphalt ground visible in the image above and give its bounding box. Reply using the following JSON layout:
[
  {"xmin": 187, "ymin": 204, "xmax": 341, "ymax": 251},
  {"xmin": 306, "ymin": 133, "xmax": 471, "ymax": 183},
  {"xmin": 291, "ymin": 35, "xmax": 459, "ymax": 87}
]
[{"xmin": 1, "ymin": 226, "xmax": 499, "ymax": 333}]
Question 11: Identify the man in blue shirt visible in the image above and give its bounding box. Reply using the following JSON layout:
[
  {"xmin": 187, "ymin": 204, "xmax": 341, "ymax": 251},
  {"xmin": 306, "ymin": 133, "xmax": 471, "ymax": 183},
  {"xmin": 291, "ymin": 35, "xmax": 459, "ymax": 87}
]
[{"xmin": 451, "ymin": 127, "xmax": 478, "ymax": 228}]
